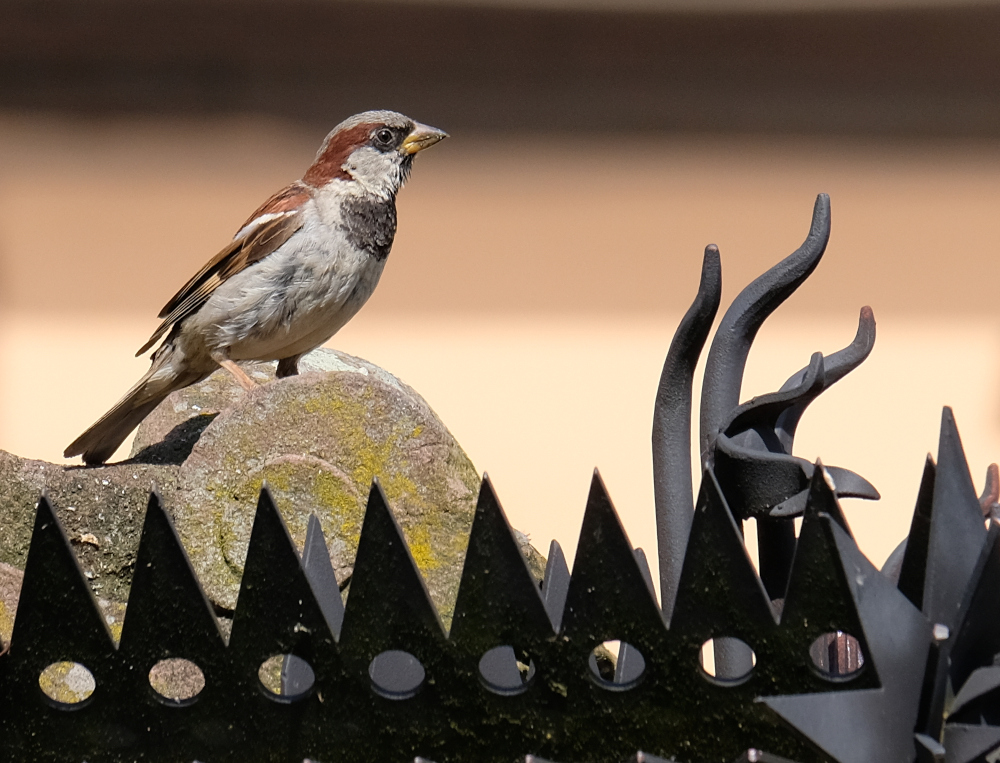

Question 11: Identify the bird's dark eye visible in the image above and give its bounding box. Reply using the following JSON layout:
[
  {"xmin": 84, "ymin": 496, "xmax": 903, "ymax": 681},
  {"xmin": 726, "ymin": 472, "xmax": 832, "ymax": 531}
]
[{"xmin": 374, "ymin": 128, "xmax": 395, "ymax": 147}]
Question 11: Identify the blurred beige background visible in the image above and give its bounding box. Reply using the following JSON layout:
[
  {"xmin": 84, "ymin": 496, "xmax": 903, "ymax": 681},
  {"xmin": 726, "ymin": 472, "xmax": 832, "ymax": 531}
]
[{"xmin": 3, "ymin": 0, "xmax": 1000, "ymax": 594}]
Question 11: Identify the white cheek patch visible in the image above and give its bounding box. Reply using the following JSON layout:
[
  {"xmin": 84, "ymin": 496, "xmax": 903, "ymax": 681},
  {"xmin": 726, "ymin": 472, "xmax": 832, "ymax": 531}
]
[{"xmin": 341, "ymin": 146, "xmax": 403, "ymax": 199}]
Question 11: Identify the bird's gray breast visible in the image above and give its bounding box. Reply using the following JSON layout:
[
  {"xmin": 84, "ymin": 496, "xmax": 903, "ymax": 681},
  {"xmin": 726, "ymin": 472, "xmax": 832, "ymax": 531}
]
[{"xmin": 339, "ymin": 196, "xmax": 397, "ymax": 261}]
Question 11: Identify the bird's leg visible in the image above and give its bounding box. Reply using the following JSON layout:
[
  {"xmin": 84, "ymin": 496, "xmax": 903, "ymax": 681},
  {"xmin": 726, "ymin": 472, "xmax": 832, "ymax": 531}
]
[
  {"xmin": 276, "ymin": 355, "xmax": 302, "ymax": 379},
  {"xmin": 212, "ymin": 354, "xmax": 258, "ymax": 392}
]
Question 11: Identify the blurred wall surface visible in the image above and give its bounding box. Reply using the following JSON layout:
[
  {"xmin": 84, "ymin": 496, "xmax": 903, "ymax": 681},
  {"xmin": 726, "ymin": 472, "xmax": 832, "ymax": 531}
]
[{"xmin": 2, "ymin": 0, "xmax": 1000, "ymax": 590}]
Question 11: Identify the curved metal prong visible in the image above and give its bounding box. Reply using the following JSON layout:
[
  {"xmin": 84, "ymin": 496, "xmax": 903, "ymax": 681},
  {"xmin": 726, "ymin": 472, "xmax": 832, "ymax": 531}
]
[
  {"xmin": 653, "ymin": 245, "xmax": 722, "ymax": 619},
  {"xmin": 774, "ymin": 306, "xmax": 876, "ymax": 448},
  {"xmin": 699, "ymin": 194, "xmax": 831, "ymax": 462}
]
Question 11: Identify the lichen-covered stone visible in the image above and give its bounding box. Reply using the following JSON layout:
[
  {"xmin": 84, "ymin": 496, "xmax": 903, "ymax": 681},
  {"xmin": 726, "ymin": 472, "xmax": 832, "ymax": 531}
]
[
  {"xmin": 0, "ymin": 349, "xmax": 545, "ymax": 636},
  {"xmin": 162, "ymin": 350, "xmax": 520, "ymax": 625},
  {"xmin": 0, "ymin": 451, "xmax": 178, "ymax": 607},
  {"xmin": 0, "ymin": 562, "xmax": 22, "ymax": 644}
]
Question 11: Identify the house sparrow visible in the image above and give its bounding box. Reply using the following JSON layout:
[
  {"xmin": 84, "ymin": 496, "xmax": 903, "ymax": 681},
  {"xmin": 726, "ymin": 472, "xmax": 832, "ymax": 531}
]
[{"xmin": 65, "ymin": 110, "xmax": 447, "ymax": 465}]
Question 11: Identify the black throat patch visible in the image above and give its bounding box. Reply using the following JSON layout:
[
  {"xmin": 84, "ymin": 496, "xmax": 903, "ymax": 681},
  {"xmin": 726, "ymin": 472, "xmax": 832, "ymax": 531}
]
[{"xmin": 340, "ymin": 195, "xmax": 398, "ymax": 261}]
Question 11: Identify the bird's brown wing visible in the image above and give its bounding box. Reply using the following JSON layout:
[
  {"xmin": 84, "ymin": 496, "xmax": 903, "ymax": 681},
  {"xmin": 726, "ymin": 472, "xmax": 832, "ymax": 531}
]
[
  {"xmin": 136, "ymin": 210, "xmax": 304, "ymax": 356},
  {"xmin": 157, "ymin": 182, "xmax": 314, "ymax": 320}
]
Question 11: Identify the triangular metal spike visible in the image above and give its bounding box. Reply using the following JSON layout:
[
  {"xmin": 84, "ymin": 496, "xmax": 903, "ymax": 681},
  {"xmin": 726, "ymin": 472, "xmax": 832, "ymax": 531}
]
[
  {"xmin": 282, "ymin": 514, "xmax": 343, "ymax": 697},
  {"xmin": 228, "ymin": 487, "xmax": 340, "ymax": 675},
  {"xmin": 948, "ymin": 524, "xmax": 1000, "ymax": 695},
  {"xmin": 119, "ymin": 492, "xmax": 225, "ymax": 660},
  {"xmin": 779, "ymin": 482, "xmax": 880, "ymax": 692},
  {"xmin": 301, "ymin": 513, "xmax": 344, "ymax": 639},
  {"xmin": 560, "ymin": 471, "xmax": 665, "ymax": 643},
  {"xmin": 803, "ymin": 461, "xmax": 852, "ymax": 537},
  {"xmin": 450, "ymin": 475, "xmax": 552, "ymax": 649},
  {"xmin": 111, "ymin": 493, "xmax": 231, "ymax": 750},
  {"xmin": 897, "ymin": 455, "xmax": 936, "ymax": 608},
  {"xmin": 2, "ymin": 495, "xmax": 120, "ymax": 756},
  {"xmin": 905, "ymin": 410, "xmax": 993, "ymax": 739},
  {"xmin": 760, "ymin": 516, "xmax": 930, "ymax": 763},
  {"xmin": 922, "ymin": 407, "xmax": 988, "ymax": 630},
  {"xmin": 669, "ymin": 471, "xmax": 775, "ymax": 634},
  {"xmin": 9, "ymin": 494, "xmax": 116, "ymax": 670},
  {"xmin": 541, "ymin": 540, "xmax": 570, "ymax": 631},
  {"xmin": 340, "ymin": 480, "xmax": 446, "ymax": 667},
  {"xmin": 942, "ymin": 724, "xmax": 1000, "ymax": 763}
]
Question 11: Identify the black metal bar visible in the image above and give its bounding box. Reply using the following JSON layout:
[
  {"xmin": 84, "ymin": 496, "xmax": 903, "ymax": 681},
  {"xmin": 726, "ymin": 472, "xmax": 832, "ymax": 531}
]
[{"xmin": 652, "ymin": 245, "xmax": 721, "ymax": 623}]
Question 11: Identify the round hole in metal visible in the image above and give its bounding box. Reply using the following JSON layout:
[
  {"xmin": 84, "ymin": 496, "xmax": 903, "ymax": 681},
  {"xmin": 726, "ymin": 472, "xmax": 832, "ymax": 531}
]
[
  {"xmin": 258, "ymin": 654, "xmax": 315, "ymax": 701},
  {"xmin": 149, "ymin": 658, "xmax": 205, "ymax": 705},
  {"xmin": 809, "ymin": 631, "xmax": 865, "ymax": 680},
  {"xmin": 38, "ymin": 661, "xmax": 96, "ymax": 707},
  {"xmin": 587, "ymin": 640, "xmax": 645, "ymax": 690},
  {"xmin": 369, "ymin": 650, "xmax": 426, "ymax": 700},
  {"xmin": 478, "ymin": 645, "xmax": 536, "ymax": 695},
  {"xmin": 699, "ymin": 637, "xmax": 756, "ymax": 684}
]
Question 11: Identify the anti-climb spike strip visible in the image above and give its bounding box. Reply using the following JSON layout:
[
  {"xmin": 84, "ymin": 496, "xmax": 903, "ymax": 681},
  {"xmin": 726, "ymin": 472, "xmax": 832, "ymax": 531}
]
[
  {"xmin": 117, "ymin": 493, "xmax": 228, "ymax": 748},
  {"xmin": 921, "ymin": 408, "xmax": 988, "ymax": 630},
  {"xmin": 3, "ymin": 496, "xmax": 119, "ymax": 761},
  {"xmin": 451, "ymin": 475, "xmax": 553, "ymax": 661},
  {"xmin": 339, "ymin": 479, "xmax": 447, "ymax": 666},
  {"xmin": 561, "ymin": 471, "xmax": 664, "ymax": 644},
  {"xmin": 669, "ymin": 472, "xmax": 775, "ymax": 636},
  {"xmin": 451, "ymin": 475, "xmax": 552, "ymax": 648},
  {"xmin": 4, "ymin": 195, "xmax": 1000, "ymax": 762},
  {"xmin": 777, "ymin": 475, "xmax": 880, "ymax": 694},
  {"xmin": 119, "ymin": 493, "xmax": 225, "ymax": 665},
  {"xmin": 761, "ymin": 516, "xmax": 931, "ymax": 763}
]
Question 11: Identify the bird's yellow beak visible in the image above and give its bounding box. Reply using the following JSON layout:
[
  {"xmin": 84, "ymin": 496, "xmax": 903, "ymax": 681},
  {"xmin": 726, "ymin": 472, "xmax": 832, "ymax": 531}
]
[{"xmin": 400, "ymin": 122, "xmax": 449, "ymax": 155}]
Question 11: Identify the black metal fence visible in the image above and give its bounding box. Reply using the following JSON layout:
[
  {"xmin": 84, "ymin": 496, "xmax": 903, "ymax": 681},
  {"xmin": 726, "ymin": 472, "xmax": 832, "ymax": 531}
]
[{"xmin": 1, "ymin": 195, "xmax": 998, "ymax": 763}]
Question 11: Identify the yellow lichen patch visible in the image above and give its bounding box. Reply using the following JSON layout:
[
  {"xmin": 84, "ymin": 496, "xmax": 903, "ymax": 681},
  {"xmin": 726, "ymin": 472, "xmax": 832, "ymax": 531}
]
[
  {"xmin": 302, "ymin": 377, "xmax": 358, "ymax": 419},
  {"xmin": 405, "ymin": 523, "xmax": 441, "ymax": 574},
  {"xmin": 0, "ymin": 601, "xmax": 13, "ymax": 644},
  {"xmin": 258, "ymin": 467, "xmax": 291, "ymax": 493},
  {"xmin": 313, "ymin": 470, "xmax": 364, "ymax": 545},
  {"xmin": 258, "ymin": 654, "xmax": 284, "ymax": 695},
  {"xmin": 107, "ymin": 619, "xmax": 124, "ymax": 643},
  {"xmin": 38, "ymin": 661, "xmax": 96, "ymax": 705}
]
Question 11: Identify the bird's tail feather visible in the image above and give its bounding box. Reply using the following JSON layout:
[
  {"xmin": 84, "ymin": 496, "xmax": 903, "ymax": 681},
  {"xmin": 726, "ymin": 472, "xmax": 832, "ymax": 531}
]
[{"xmin": 64, "ymin": 353, "xmax": 204, "ymax": 465}]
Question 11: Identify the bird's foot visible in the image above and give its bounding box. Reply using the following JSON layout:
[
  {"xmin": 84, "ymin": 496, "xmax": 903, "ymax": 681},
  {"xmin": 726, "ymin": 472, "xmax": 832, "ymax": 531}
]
[{"xmin": 216, "ymin": 358, "xmax": 258, "ymax": 392}]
